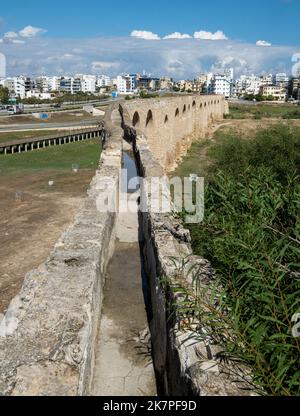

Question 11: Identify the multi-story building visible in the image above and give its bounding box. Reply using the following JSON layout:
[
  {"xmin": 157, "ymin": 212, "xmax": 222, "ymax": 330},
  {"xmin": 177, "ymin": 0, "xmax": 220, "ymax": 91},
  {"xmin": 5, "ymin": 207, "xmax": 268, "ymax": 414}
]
[
  {"xmin": 179, "ymin": 80, "xmax": 203, "ymax": 93},
  {"xmin": 209, "ymin": 74, "xmax": 232, "ymax": 98},
  {"xmin": 260, "ymin": 84, "xmax": 287, "ymax": 101},
  {"xmin": 179, "ymin": 80, "xmax": 193, "ymax": 91},
  {"xmin": 260, "ymin": 74, "xmax": 273, "ymax": 85},
  {"xmin": 36, "ymin": 76, "xmax": 61, "ymax": 93},
  {"xmin": 274, "ymin": 73, "xmax": 289, "ymax": 87},
  {"xmin": 115, "ymin": 73, "xmax": 160, "ymax": 94},
  {"xmin": 59, "ymin": 77, "xmax": 82, "ymax": 94},
  {"xmin": 159, "ymin": 77, "xmax": 173, "ymax": 90},
  {"xmin": 78, "ymin": 75, "xmax": 96, "ymax": 93},
  {"xmin": 96, "ymin": 75, "xmax": 112, "ymax": 88},
  {"xmin": 197, "ymin": 73, "xmax": 208, "ymax": 84},
  {"xmin": 136, "ymin": 74, "xmax": 160, "ymax": 91},
  {"xmin": 3, "ymin": 76, "xmax": 32, "ymax": 99},
  {"xmin": 116, "ymin": 75, "xmax": 132, "ymax": 95},
  {"xmin": 288, "ymin": 77, "xmax": 300, "ymax": 100},
  {"xmin": 59, "ymin": 77, "xmax": 72, "ymax": 93},
  {"xmin": 48, "ymin": 77, "xmax": 61, "ymax": 92},
  {"xmin": 224, "ymin": 68, "xmax": 234, "ymax": 82},
  {"xmin": 36, "ymin": 76, "xmax": 49, "ymax": 92},
  {"xmin": 190, "ymin": 81, "xmax": 203, "ymax": 93},
  {"xmin": 235, "ymin": 75, "xmax": 262, "ymax": 96}
]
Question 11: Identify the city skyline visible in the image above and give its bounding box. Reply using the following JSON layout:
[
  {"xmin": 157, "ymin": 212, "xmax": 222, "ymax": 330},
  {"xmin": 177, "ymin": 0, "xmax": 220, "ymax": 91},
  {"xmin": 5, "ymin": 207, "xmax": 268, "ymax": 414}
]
[{"xmin": 0, "ymin": 0, "xmax": 299, "ymax": 78}]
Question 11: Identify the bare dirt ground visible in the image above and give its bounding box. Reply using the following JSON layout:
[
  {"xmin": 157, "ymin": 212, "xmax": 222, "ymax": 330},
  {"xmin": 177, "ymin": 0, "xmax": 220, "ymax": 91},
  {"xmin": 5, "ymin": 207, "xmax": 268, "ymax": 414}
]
[
  {"xmin": 210, "ymin": 118, "xmax": 300, "ymax": 137},
  {"xmin": 0, "ymin": 169, "xmax": 95, "ymax": 314},
  {"xmin": 0, "ymin": 111, "xmax": 97, "ymax": 126}
]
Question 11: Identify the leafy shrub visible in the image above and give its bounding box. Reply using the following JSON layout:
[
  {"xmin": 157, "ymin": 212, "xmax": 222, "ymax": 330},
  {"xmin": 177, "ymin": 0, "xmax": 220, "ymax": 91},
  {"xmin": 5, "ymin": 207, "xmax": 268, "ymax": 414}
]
[{"xmin": 185, "ymin": 125, "xmax": 300, "ymax": 395}]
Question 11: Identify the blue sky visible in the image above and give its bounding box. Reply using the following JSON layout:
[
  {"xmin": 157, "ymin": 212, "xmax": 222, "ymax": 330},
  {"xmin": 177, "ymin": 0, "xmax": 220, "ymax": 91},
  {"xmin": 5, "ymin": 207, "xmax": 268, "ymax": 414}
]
[{"xmin": 0, "ymin": 0, "xmax": 299, "ymax": 78}]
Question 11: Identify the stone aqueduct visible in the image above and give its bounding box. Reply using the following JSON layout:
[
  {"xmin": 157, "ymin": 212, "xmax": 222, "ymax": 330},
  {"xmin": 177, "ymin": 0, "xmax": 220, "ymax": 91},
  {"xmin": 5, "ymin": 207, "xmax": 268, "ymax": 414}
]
[
  {"xmin": 0, "ymin": 95, "xmax": 256, "ymax": 396},
  {"xmin": 121, "ymin": 94, "xmax": 226, "ymax": 171}
]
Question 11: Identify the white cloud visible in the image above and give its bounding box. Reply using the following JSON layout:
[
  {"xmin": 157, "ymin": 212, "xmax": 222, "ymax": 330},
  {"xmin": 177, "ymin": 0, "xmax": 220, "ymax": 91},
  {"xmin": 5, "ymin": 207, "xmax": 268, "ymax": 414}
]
[
  {"xmin": 0, "ymin": 38, "xmax": 3, "ymax": 43},
  {"xmin": 19, "ymin": 25, "xmax": 47, "ymax": 38},
  {"xmin": 166, "ymin": 59, "xmax": 184, "ymax": 74},
  {"xmin": 91, "ymin": 61, "xmax": 120, "ymax": 72},
  {"xmin": 0, "ymin": 36, "xmax": 297, "ymax": 79},
  {"xmin": 131, "ymin": 30, "xmax": 160, "ymax": 40},
  {"xmin": 194, "ymin": 30, "xmax": 228, "ymax": 40},
  {"xmin": 11, "ymin": 39, "xmax": 25, "ymax": 44},
  {"xmin": 256, "ymin": 40, "xmax": 272, "ymax": 47},
  {"xmin": 4, "ymin": 31, "xmax": 18, "ymax": 39},
  {"xmin": 164, "ymin": 32, "xmax": 191, "ymax": 40}
]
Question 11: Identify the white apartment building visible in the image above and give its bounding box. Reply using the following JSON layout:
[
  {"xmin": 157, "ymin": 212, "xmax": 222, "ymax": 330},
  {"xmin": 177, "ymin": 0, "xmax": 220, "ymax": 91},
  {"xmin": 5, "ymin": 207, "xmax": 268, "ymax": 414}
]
[
  {"xmin": 274, "ymin": 73, "xmax": 289, "ymax": 85},
  {"xmin": 3, "ymin": 76, "xmax": 31, "ymax": 99},
  {"xmin": 26, "ymin": 90, "xmax": 53, "ymax": 100},
  {"xmin": 97, "ymin": 75, "xmax": 112, "ymax": 88},
  {"xmin": 116, "ymin": 75, "xmax": 132, "ymax": 95},
  {"xmin": 209, "ymin": 74, "xmax": 231, "ymax": 98},
  {"xmin": 236, "ymin": 75, "xmax": 262, "ymax": 96},
  {"xmin": 77, "ymin": 75, "xmax": 96, "ymax": 93},
  {"xmin": 260, "ymin": 74, "xmax": 273, "ymax": 85},
  {"xmin": 36, "ymin": 76, "xmax": 50, "ymax": 92},
  {"xmin": 36, "ymin": 76, "xmax": 61, "ymax": 92},
  {"xmin": 48, "ymin": 77, "xmax": 61, "ymax": 92}
]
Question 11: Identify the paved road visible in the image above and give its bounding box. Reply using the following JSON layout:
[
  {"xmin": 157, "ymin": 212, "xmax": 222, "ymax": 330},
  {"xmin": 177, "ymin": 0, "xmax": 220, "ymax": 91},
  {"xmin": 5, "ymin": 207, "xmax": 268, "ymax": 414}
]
[
  {"xmin": 0, "ymin": 119, "xmax": 101, "ymax": 132},
  {"xmin": 0, "ymin": 98, "xmax": 123, "ymax": 117}
]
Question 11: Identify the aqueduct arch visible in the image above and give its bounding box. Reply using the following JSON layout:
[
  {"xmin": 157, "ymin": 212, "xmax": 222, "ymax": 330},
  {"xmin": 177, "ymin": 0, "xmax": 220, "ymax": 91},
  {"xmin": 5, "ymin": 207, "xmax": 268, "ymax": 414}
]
[
  {"xmin": 146, "ymin": 110, "xmax": 154, "ymax": 127},
  {"xmin": 132, "ymin": 111, "xmax": 140, "ymax": 127},
  {"xmin": 119, "ymin": 94, "xmax": 227, "ymax": 171}
]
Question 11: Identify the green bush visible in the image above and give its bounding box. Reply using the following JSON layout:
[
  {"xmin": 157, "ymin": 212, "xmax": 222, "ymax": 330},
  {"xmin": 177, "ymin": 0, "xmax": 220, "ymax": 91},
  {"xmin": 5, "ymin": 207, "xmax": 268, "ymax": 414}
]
[{"xmin": 185, "ymin": 125, "xmax": 300, "ymax": 395}]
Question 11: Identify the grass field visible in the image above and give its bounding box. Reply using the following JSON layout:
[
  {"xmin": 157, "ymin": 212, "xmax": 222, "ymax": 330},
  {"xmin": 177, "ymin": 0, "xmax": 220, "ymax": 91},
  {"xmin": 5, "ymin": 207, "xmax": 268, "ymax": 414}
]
[
  {"xmin": 227, "ymin": 103, "xmax": 300, "ymax": 119},
  {"xmin": 0, "ymin": 138, "xmax": 101, "ymax": 175},
  {"xmin": 0, "ymin": 129, "xmax": 72, "ymax": 144},
  {"xmin": 0, "ymin": 139, "xmax": 101, "ymax": 314}
]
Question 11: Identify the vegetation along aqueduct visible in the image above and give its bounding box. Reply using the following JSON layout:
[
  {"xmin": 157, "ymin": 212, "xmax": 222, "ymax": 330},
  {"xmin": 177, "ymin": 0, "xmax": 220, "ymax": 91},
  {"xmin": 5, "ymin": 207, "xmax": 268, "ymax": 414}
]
[{"xmin": 0, "ymin": 95, "xmax": 259, "ymax": 396}]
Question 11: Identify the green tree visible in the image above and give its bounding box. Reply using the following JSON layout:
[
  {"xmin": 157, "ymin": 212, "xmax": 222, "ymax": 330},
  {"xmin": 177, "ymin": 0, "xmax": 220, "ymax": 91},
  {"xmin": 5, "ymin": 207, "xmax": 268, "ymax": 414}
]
[{"xmin": 0, "ymin": 86, "xmax": 10, "ymax": 104}]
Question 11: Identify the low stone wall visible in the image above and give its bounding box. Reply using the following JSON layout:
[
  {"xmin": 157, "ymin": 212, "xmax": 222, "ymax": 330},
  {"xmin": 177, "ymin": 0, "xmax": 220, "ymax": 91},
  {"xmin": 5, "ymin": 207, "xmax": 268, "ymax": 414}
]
[
  {"xmin": 0, "ymin": 127, "xmax": 103, "ymax": 155},
  {"xmin": 0, "ymin": 107, "xmax": 122, "ymax": 396},
  {"xmin": 113, "ymin": 94, "xmax": 258, "ymax": 397},
  {"xmin": 132, "ymin": 133, "xmax": 257, "ymax": 396}
]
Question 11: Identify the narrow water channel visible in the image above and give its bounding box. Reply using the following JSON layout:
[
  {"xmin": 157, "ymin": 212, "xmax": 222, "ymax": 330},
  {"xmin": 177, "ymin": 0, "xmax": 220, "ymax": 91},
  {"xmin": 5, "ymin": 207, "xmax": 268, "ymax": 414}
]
[{"xmin": 91, "ymin": 145, "xmax": 156, "ymax": 396}]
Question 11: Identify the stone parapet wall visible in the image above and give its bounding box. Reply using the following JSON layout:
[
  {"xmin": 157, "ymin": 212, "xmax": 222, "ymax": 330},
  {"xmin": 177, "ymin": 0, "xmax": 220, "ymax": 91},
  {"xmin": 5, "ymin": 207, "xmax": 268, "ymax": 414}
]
[
  {"xmin": 132, "ymin": 132, "xmax": 257, "ymax": 396},
  {"xmin": 119, "ymin": 95, "xmax": 256, "ymax": 396}
]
